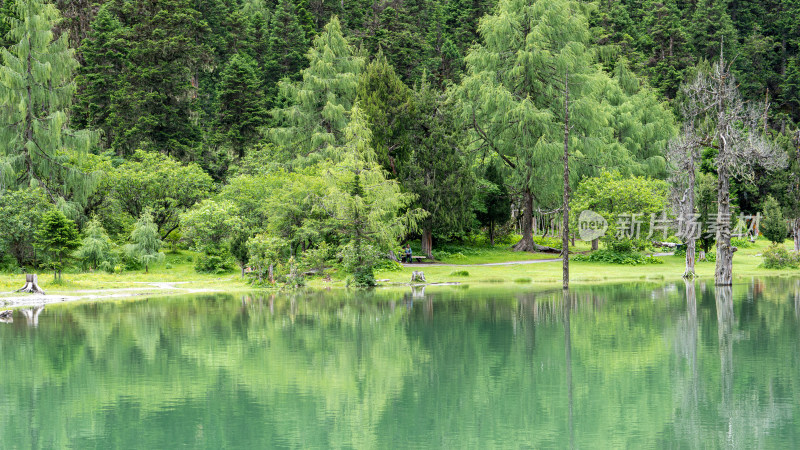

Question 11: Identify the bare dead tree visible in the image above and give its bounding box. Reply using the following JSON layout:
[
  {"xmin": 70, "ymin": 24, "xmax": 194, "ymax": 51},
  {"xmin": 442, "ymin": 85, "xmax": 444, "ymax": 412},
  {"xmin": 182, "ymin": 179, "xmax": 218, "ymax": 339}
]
[
  {"xmin": 681, "ymin": 44, "xmax": 786, "ymax": 285},
  {"xmin": 667, "ymin": 129, "xmax": 702, "ymax": 278}
]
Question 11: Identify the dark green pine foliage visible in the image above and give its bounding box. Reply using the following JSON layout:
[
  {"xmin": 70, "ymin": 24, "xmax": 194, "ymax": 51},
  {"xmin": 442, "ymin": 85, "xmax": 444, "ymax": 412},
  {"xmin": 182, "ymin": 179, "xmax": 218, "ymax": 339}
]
[
  {"xmin": 0, "ymin": 0, "xmax": 17, "ymax": 48},
  {"xmin": 423, "ymin": 2, "xmax": 461, "ymax": 87},
  {"xmin": 295, "ymin": 0, "xmax": 315, "ymax": 37},
  {"xmin": 640, "ymin": 0, "xmax": 692, "ymax": 99},
  {"xmin": 356, "ymin": 52, "xmax": 412, "ymax": 176},
  {"xmin": 74, "ymin": 4, "xmax": 126, "ymax": 149},
  {"xmin": 265, "ymin": 0, "xmax": 309, "ymax": 101},
  {"xmin": 404, "ymin": 78, "xmax": 475, "ymax": 259},
  {"xmin": 108, "ymin": 0, "xmax": 208, "ymax": 160},
  {"xmin": 477, "ymin": 164, "xmax": 511, "ymax": 246},
  {"xmin": 690, "ymin": 0, "xmax": 738, "ymax": 61},
  {"xmin": 35, "ymin": 209, "xmax": 81, "ymax": 281},
  {"xmin": 217, "ymin": 53, "xmax": 266, "ymax": 159},
  {"xmin": 362, "ymin": 4, "xmax": 425, "ymax": 82}
]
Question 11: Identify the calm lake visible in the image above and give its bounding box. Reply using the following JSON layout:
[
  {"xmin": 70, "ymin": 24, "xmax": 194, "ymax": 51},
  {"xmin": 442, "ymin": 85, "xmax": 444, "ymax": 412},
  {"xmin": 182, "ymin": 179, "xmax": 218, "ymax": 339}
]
[{"xmin": 2, "ymin": 278, "xmax": 800, "ymax": 448}]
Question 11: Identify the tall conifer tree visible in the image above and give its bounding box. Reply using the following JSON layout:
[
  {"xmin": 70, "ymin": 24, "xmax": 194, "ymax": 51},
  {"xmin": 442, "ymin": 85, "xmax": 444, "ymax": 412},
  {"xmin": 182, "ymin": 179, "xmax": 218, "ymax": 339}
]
[
  {"xmin": 0, "ymin": 0, "xmax": 98, "ymax": 205},
  {"xmin": 270, "ymin": 16, "xmax": 364, "ymax": 165}
]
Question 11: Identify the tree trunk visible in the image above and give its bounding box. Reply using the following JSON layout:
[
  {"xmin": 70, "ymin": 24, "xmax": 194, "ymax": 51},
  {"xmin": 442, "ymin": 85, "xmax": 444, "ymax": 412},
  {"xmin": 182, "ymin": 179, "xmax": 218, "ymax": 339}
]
[
  {"xmin": 421, "ymin": 227, "xmax": 433, "ymax": 260},
  {"xmin": 684, "ymin": 166, "xmax": 697, "ymax": 278},
  {"xmin": 268, "ymin": 264, "xmax": 274, "ymax": 284},
  {"xmin": 562, "ymin": 70, "xmax": 570, "ymax": 290},
  {"xmin": 513, "ymin": 188, "xmax": 560, "ymax": 253},
  {"xmin": 241, "ymin": 265, "xmax": 245, "ymax": 278},
  {"xmin": 591, "ymin": 239, "xmax": 598, "ymax": 251},
  {"xmin": 489, "ymin": 221, "xmax": 495, "ymax": 246},
  {"xmin": 715, "ymin": 167, "xmax": 733, "ymax": 286},
  {"xmin": 793, "ymin": 219, "xmax": 800, "ymax": 252},
  {"xmin": 16, "ymin": 274, "xmax": 45, "ymax": 295}
]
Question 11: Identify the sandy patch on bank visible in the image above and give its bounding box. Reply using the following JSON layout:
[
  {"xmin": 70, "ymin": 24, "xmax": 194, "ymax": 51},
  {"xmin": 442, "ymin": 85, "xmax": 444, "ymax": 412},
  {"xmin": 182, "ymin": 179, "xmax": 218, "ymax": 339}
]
[{"xmin": 0, "ymin": 281, "xmax": 221, "ymax": 308}]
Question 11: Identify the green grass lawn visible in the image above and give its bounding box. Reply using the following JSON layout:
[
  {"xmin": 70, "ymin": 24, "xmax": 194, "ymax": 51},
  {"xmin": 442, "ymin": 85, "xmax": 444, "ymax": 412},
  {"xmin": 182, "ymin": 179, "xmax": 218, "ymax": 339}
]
[
  {"xmin": 0, "ymin": 250, "xmax": 249, "ymax": 297},
  {"xmin": 2, "ymin": 239, "xmax": 799, "ymax": 300},
  {"xmin": 368, "ymin": 238, "xmax": 800, "ymax": 288}
]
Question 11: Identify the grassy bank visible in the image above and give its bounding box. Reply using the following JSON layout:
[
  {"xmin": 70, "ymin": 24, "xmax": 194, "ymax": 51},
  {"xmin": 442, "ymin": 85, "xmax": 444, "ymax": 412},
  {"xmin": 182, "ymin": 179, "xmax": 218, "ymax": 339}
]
[
  {"xmin": 368, "ymin": 238, "xmax": 800, "ymax": 288},
  {"xmin": 2, "ymin": 239, "xmax": 799, "ymax": 303}
]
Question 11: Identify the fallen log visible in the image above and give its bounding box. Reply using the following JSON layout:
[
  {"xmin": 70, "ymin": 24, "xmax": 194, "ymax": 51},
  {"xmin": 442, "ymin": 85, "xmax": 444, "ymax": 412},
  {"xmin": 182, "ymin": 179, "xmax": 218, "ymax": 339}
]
[{"xmin": 16, "ymin": 274, "xmax": 45, "ymax": 295}]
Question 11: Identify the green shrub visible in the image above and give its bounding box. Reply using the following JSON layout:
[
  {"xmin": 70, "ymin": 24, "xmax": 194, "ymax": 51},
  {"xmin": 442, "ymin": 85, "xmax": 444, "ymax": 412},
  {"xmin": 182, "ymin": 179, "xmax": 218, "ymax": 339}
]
[
  {"xmin": 730, "ymin": 237, "xmax": 753, "ymax": 248},
  {"xmin": 761, "ymin": 245, "xmax": 799, "ymax": 269},
  {"xmin": 514, "ymin": 277, "xmax": 532, "ymax": 283},
  {"xmin": 195, "ymin": 246, "xmax": 234, "ymax": 274},
  {"xmin": 449, "ymin": 270, "xmax": 470, "ymax": 276},
  {"xmin": 573, "ymin": 250, "xmax": 663, "ymax": 265}
]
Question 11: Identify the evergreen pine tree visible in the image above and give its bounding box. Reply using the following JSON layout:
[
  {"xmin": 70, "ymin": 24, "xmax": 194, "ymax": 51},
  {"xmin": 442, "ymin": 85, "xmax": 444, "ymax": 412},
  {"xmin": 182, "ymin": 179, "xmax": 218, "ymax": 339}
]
[
  {"xmin": 0, "ymin": 0, "xmax": 98, "ymax": 205},
  {"xmin": 35, "ymin": 209, "xmax": 81, "ymax": 281},
  {"xmin": 690, "ymin": 0, "xmax": 738, "ymax": 61},
  {"xmin": 218, "ymin": 53, "xmax": 266, "ymax": 158},
  {"xmin": 477, "ymin": 164, "xmax": 512, "ymax": 246},
  {"xmin": 761, "ymin": 195, "xmax": 787, "ymax": 245},
  {"xmin": 74, "ymin": 4, "xmax": 126, "ymax": 149},
  {"xmin": 356, "ymin": 52, "xmax": 412, "ymax": 176},
  {"xmin": 108, "ymin": 0, "xmax": 208, "ymax": 160},
  {"xmin": 264, "ymin": 0, "xmax": 309, "ymax": 100}
]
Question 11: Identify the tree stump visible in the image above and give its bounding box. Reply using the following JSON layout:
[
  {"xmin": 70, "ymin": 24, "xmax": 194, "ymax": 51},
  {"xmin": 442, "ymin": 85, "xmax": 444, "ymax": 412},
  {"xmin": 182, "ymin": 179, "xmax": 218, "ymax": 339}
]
[
  {"xmin": 411, "ymin": 271, "xmax": 426, "ymax": 283},
  {"xmin": 16, "ymin": 274, "xmax": 45, "ymax": 295}
]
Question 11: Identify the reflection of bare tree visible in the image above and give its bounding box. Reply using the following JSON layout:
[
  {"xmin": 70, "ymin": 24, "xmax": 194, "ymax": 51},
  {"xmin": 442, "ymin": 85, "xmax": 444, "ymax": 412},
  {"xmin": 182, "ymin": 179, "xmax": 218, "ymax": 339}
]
[
  {"xmin": 672, "ymin": 279, "xmax": 702, "ymax": 446},
  {"xmin": 20, "ymin": 306, "xmax": 45, "ymax": 327},
  {"xmin": 563, "ymin": 288, "xmax": 574, "ymax": 450},
  {"xmin": 794, "ymin": 280, "xmax": 800, "ymax": 320},
  {"xmin": 715, "ymin": 286, "xmax": 734, "ymax": 440}
]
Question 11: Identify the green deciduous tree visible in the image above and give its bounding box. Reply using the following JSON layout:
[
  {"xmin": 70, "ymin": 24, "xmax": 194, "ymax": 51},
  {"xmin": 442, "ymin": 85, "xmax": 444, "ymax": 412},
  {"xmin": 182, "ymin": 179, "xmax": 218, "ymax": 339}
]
[
  {"xmin": 270, "ymin": 16, "xmax": 364, "ymax": 165},
  {"xmin": 0, "ymin": 0, "xmax": 98, "ymax": 206},
  {"xmin": 457, "ymin": 0, "xmax": 633, "ymax": 254},
  {"xmin": 74, "ymin": 217, "xmax": 115, "ymax": 271},
  {"xmin": 0, "ymin": 187, "xmax": 51, "ymax": 268},
  {"xmin": 109, "ymin": 151, "xmax": 214, "ymax": 239},
  {"xmin": 35, "ymin": 209, "xmax": 81, "ymax": 281},
  {"xmin": 125, "ymin": 209, "xmax": 164, "ymax": 273}
]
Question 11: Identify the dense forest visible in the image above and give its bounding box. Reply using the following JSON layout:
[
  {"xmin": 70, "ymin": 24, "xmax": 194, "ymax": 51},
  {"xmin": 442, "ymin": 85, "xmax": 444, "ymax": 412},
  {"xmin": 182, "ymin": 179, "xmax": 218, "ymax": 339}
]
[{"xmin": 1, "ymin": 0, "xmax": 799, "ymax": 286}]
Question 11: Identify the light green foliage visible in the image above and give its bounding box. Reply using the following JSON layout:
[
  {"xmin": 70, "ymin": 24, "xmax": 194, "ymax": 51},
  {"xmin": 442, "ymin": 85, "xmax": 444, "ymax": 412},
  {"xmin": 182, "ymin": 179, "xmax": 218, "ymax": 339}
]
[
  {"xmin": 109, "ymin": 151, "xmax": 214, "ymax": 239},
  {"xmin": 125, "ymin": 209, "xmax": 164, "ymax": 273},
  {"xmin": 35, "ymin": 209, "xmax": 81, "ymax": 280},
  {"xmin": 0, "ymin": 0, "xmax": 98, "ymax": 206},
  {"xmin": 270, "ymin": 16, "xmax": 365, "ymax": 165},
  {"xmin": 760, "ymin": 196, "xmax": 787, "ymax": 245},
  {"xmin": 246, "ymin": 233, "xmax": 286, "ymax": 282},
  {"xmin": 180, "ymin": 199, "xmax": 242, "ymax": 273},
  {"xmin": 571, "ymin": 170, "xmax": 670, "ymax": 243},
  {"xmin": 761, "ymin": 244, "xmax": 799, "ymax": 269},
  {"xmin": 74, "ymin": 218, "xmax": 115, "ymax": 271},
  {"xmin": 0, "ymin": 187, "xmax": 51, "ymax": 268}
]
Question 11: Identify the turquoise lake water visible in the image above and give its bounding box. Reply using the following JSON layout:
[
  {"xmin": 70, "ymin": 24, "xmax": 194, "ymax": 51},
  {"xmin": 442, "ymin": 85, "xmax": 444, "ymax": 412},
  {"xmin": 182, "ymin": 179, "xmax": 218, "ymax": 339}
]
[{"xmin": 1, "ymin": 278, "xmax": 799, "ymax": 448}]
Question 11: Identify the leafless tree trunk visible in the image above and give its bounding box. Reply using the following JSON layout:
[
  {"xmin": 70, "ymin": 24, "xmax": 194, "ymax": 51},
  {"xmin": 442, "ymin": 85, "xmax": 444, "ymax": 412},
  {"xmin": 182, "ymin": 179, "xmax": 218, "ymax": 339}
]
[
  {"xmin": 680, "ymin": 41, "xmax": 786, "ymax": 285},
  {"xmin": 421, "ymin": 227, "xmax": 433, "ymax": 260},
  {"xmin": 513, "ymin": 188, "xmax": 560, "ymax": 253},
  {"xmin": 562, "ymin": 71, "xmax": 570, "ymax": 290}
]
